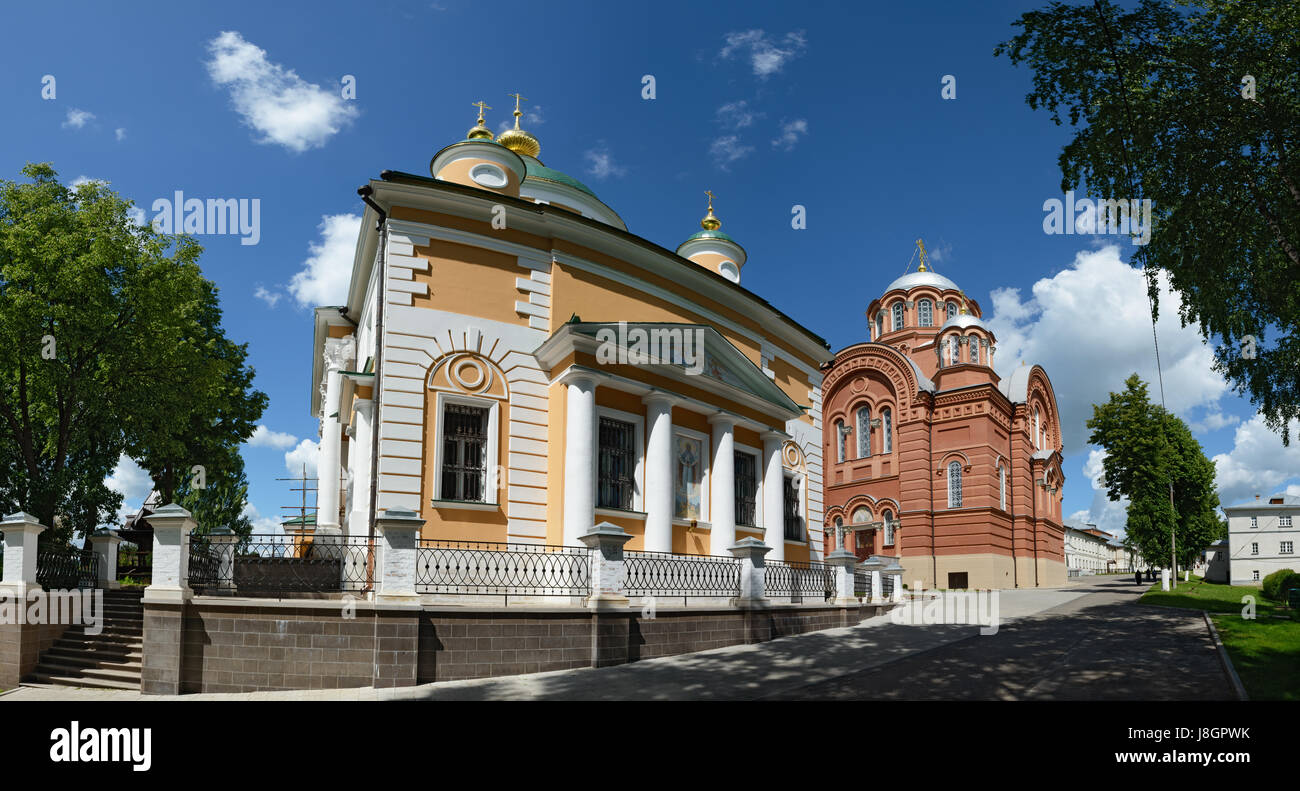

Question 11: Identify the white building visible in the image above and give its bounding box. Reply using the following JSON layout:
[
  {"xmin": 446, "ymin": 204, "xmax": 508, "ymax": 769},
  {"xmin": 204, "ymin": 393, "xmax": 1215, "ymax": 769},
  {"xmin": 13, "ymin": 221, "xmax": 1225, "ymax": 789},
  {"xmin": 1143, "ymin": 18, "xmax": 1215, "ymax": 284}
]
[
  {"xmin": 1222, "ymin": 494, "xmax": 1300, "ymax": 586},
  {"xmin": 1064, "ymin": 523, "xmax": 1113, "ymax": 575}
]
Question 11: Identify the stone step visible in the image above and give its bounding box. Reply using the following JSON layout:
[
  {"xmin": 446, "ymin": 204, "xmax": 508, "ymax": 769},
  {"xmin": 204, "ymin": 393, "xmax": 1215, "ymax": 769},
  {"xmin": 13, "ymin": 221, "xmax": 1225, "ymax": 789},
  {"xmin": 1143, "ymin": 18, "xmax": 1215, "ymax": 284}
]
[
  {"xmin": 32, "ymin": 661, "xmax": 140, "ymax": 684},
  {"xmin": 44, "ymin": 647, "xmax": 142, "ymax": 669},
  {"xmin": 24, "ymin": 673, "xmax": 139, "ymax": 691}
]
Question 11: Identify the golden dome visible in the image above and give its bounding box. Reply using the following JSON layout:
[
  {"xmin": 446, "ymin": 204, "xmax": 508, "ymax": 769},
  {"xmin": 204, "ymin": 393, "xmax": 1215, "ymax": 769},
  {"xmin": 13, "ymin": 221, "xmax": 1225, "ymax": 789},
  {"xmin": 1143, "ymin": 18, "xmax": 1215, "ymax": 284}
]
[
  {"xmin": 701, "ymin": 190, "xmax": 721, "ymax": 230},
  {"xmin": 467, "ymin": 100, "xmax": 494, "ymax": 140},
  {"xmin": 497, "ymin": 92, "xmax": 540, "ymax": 158}
]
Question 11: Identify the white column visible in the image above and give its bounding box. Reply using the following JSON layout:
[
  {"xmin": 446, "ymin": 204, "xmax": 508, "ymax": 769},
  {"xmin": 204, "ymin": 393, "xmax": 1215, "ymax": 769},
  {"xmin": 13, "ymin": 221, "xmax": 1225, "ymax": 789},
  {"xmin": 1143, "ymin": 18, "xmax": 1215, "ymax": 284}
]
[
  {"xmin": 143, "ymin": 503, "xmax": 196, "ymax": 603},
  {"xmin": 642, "ymin": 393, "xmax": 675, "ymax": 553},
  {"xmin": 761, "ymin": 431, "xmax": 787, "ymax": 562},
  {"xmin": 317, "ymin": 336, "xmax": 355, "ymax": 532},
  {"xmin": 562, "ymin": 374, "xmax": 597, "ymax": 547},
  {"xmin": 0, "ymin": 512, "xmax": 46, "ymax": 597},
  {"xmin": 708, "ymin": 414, "xmax": 737, "ymax": 557},
  {"xmin": 580, "ymin": 521, "xmax": 633, "ymax": 610},
  {"xmin": 347, "ymin": 398, "xmax": 374, "ymax": 537}
]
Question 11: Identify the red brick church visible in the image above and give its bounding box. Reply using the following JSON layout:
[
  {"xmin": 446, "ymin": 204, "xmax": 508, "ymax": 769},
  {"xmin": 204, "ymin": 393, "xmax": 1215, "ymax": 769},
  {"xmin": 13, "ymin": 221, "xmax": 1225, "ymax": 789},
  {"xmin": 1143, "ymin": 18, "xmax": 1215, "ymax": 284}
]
[{"xmin": 821, "ymin": 242, "xmax": 1066, "ymax": 589}]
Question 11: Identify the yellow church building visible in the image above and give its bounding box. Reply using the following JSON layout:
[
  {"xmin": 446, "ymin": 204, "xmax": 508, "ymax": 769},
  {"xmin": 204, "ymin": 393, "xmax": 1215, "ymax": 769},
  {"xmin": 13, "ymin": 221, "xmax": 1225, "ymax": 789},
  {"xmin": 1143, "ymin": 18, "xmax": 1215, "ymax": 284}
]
[{"xmin": 310, "ymin": 96, "xmax": 832, "ymax": 562}]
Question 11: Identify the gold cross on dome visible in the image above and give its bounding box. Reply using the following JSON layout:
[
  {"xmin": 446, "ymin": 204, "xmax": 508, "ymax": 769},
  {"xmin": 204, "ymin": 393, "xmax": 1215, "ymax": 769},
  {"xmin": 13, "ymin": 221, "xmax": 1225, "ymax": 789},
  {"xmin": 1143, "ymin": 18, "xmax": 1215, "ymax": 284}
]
[
  {"xmin": 472, "ymin": 100, "xmax": 491, "ymax": 122},
  {"xmin": 705, "ymin": 190, "xmax": 715, "ymax": 210}
]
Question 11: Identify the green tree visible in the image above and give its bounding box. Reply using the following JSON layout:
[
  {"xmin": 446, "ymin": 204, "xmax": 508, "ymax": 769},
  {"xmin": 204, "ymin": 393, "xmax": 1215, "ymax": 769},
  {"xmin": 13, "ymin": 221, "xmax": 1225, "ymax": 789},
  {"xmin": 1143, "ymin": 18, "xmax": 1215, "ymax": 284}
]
[
  {"xmin": 0, "ymin": 164, "xmax": 264, "ymax": 543},
  {"xmin": 1087, "ymin": 374, "xmax": 1223, "ymax": 568},
  {"xmin": 175, "ymin": 461, "xmax": 254, "ymax": 540},
  {"xmin": 996, "ymin": 0, "xmax": 1300, "ymax": 442}
]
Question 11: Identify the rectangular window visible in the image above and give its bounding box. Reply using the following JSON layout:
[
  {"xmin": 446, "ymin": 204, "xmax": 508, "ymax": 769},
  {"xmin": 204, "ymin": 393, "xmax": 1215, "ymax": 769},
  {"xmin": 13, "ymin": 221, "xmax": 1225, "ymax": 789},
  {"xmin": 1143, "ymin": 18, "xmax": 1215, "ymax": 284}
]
[
  {"xmin": 1282, "ymin": 515, "xmax": 1293, "ymax": 528},
  {"xmin": 1251, "ymin": 516, "xmax": 1258, "ymax": 528},
  {"xmin": 782, "ymin": 475, "xmax": 801, "ymax": 541},
  {"xmin": 441, "ymin": 403, "xmax": 489, "ymax": 502},
  {"xmin": 1282, "ymin": 541, "xmax": 1294, "ymax": 555},
  {"xmin": 1251, "ymin": 542, "xmax": 1259, "ymax": 555},
  {"xmin": 1253, "ymin": 570, "xmax": 1260, "ymax": 581},
  {"xmin": 597, "ymin": 417, "xmax": 635, "ymax": 510},
  {"xmin": 734, "ymin": 451, "xmax": 757, "ymax": 527},
  {"xmin": 673, "ymin": 434, "xmax": 704, "ymax": 520}
]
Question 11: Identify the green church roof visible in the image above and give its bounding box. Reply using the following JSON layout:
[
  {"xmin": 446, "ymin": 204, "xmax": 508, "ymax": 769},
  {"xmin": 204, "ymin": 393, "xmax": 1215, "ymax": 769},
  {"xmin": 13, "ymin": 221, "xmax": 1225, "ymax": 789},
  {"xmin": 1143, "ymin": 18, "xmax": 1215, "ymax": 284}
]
[
  {"xmin": 682, "ymin": 229, "xmax": 739, "ymax": 245},
  {"xmin": 524, "ymin": 161, "xmax": 598, "ymax": 198}
]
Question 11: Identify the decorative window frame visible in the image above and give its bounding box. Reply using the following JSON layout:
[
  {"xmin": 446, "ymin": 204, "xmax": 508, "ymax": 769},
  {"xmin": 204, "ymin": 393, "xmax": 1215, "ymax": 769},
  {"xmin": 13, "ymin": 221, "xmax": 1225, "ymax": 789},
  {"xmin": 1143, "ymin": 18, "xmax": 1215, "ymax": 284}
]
[
  {"xmin": 734, "ymin": 440, "xmax": 763, "ymax": 529},
  {"xmin": 431, "ymin": 390, "xmax": 501, "ymax": 504},
  {"xmin": 594, "ymin": 405, "xmax": 645, "ymax": 513}
]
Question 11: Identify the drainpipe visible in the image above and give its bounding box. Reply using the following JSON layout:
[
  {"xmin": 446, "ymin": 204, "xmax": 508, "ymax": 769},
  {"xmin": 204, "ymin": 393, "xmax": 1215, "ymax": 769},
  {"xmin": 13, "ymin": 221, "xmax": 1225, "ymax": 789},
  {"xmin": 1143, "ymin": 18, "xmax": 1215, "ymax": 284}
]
[
  {"xmin": 1009, "ymin": 409, "xmax": 1017, "ymax": 588},
  {"xmin": 929, "ymin": 399, "xmax": 936, "ymax": 587},
  {"xmin": 358, "ymin": 185, "xmax": 387, "ymax": 573}
]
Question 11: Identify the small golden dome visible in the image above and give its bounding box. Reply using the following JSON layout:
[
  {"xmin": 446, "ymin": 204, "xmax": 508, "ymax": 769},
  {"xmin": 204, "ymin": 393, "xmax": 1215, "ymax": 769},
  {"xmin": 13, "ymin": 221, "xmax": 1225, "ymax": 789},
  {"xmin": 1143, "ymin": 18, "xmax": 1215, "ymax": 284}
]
[
  {"xmin": 467, "ymin": 100, "xmax": 494, "ymax": 140},
  {"xmin": 701, "ymin": 190, "xmax": 721, "ymax": 230},
  {"xmin": 497, "ymin": 92, "xmax": 540, "ymax": 158}
]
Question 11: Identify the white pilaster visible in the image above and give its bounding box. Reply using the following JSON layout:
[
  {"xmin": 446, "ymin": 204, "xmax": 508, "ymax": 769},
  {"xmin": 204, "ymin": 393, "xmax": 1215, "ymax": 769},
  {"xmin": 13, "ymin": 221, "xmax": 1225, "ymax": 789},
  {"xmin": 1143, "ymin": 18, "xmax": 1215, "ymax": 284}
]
[
  {"xmin": 642, "ymin": 393, "xmax": 675, "ymax": 553},
  {"xmin": 347, "ymin": 398, "xmax": 374, "ymax": 537},
  {"xmin": 562, "ymin": 374, "xmax": 597, "ymax": 547},
  {"xmin": 318, "ymin": 336, "xmax": 355, "ymax": 531},
  {"xmin": 142, "ymin": 504, "xmax": 196, "ymax": 603},
  {"xmin": 708, "ymin": 414, "xmax": 737, "ymax": 557},
  {"xmin": 762, "ymin": 431, "xmax": 786, "ymax": 561}
]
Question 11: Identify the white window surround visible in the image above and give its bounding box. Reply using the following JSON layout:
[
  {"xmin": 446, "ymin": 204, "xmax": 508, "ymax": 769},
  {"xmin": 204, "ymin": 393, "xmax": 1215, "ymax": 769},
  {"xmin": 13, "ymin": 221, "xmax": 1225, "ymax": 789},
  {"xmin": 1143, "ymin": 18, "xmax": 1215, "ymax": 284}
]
[
  {"xmin": 469, "ymin": 162, "xmax": 509, "ymax": 189},
  {"xmin": 594, "ymin": 405, "xmax": 645, "ymax": 512},
  {"xmin": 673, "ymin": 425, "xmax": 711, "ymax": 523},
  {"xmin": 734, "ymin": 440, "xmax": 763, "ymax": 528},
  {"xmin": 430, "ymin": 390, "xmax": 501, "ymax": 505},
  {"xmin": 718, "ymin": 260, "xmax": 740, "ymax": 283}
]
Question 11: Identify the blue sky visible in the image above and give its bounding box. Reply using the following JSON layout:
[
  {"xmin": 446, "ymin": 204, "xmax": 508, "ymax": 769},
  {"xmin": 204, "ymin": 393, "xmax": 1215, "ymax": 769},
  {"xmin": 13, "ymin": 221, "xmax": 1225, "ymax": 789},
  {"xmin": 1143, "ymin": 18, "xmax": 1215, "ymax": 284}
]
[{"xmin": 2, "ymin": 0, "xmax": 1296, "ymax": 537}]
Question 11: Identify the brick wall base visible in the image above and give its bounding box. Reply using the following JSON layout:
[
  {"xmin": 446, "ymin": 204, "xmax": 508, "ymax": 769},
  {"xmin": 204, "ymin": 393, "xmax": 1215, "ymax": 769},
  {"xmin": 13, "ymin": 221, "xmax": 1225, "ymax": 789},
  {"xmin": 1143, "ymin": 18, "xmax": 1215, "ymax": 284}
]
[{"xmin": 0, "ymin": 619, "xmax": 71, "ymax": 689}]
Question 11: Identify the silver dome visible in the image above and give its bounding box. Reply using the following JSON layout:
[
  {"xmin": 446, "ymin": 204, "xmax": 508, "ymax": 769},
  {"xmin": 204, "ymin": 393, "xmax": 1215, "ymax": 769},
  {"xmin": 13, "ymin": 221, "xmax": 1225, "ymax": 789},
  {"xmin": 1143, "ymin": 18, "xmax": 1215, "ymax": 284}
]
[
  {"xmin": 940, "ymin": 313, "xmax": 988, "ymax": 332},
  {"xmin": 884, "ymin": 270, "xmax": 961, "ymax": 294}
]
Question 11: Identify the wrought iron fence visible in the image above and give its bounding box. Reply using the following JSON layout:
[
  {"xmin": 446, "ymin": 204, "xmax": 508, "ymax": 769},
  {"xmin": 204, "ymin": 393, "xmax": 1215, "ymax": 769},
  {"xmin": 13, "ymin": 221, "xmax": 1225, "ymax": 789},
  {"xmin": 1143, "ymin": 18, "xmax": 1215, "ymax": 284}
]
[
  {"xmin": 854, "ymin": 567, "xmax": 869, "ymax": 598},
  {"xmin": 882, "ymin": 573, "xmax": 895, "ymax": 600},
  {"xmin": 187, "ymin": 533, "xmax": 374, "ymax": 594},
  {"xmin": 624, "ymin": 550, "xmax": 740, "ymax": 598},
  {"xmin": 767, "ymin": 559, "xmax": 835, "ymax": 601},
  {"xmin": 415, "ymin": 540, "xmax": 590, "ymax": 596},
  {"xmin": 36, "ymin": 546, "xmax": 99, "ymax": 589}
]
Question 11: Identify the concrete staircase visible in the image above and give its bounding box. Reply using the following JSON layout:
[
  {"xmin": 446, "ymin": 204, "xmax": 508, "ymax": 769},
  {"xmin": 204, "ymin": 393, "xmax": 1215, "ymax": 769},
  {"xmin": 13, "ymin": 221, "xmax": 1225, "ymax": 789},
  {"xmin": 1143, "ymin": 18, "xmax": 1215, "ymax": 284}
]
[{"xmin": 24, "ymin": 589, "xmax": 144, "ymax": 690}]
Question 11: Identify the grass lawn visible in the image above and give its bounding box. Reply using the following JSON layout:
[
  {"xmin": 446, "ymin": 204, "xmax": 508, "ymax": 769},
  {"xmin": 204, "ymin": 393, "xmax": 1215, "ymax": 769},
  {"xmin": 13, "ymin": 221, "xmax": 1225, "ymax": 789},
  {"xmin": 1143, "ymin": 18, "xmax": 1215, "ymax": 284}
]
[{"xmin": 1142, "ymin": 577, "xmax": 1300, "ymax": 700}]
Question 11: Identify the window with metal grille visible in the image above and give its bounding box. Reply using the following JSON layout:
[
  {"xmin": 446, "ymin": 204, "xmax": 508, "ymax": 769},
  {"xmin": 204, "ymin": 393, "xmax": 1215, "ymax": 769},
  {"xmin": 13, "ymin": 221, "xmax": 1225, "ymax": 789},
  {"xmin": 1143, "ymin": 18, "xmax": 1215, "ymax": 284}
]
[
  {"xmin": 883, "ymin": 510, "xmax": 895, "ymax": 545},
  {"xmin": 919, "ymin": 299, "xmax": 933, "ymax": 327},
  {"xmin": 734, "ymin": 451, "xmax": 757, "ymax": 527},
  {"xmin": 597, "ymin": 417, "xmax": 635, "ymax": 510},
  {"xmin": 948, "ymin": 461, "xmax": 963, "ymax": 508},
  {"xmin": 891, "ymin": 302, "xmax": 904, "ymax": 331},
  {"xmin": 441, "ymin": 403, "xmax": 489, "ymax": 501},
  {"xmin": 783, "ymin": 475, "xmax": 801, "ymax": 541}
]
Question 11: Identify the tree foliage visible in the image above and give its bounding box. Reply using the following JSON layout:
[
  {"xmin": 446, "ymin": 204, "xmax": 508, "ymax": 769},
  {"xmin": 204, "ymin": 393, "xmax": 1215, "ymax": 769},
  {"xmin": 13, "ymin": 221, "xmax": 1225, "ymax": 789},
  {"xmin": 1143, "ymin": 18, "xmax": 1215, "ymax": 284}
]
[
  {"xmin": 0, "ymin": 163, "xmax": 265, "ymax": 542},
  {"xmin": 1087, "ymin": 374, "xmax": 1223, "ymax": 568},
  {"xmin": 997, "ymin": 0, "xmax": 1300, "ymax": 442}
]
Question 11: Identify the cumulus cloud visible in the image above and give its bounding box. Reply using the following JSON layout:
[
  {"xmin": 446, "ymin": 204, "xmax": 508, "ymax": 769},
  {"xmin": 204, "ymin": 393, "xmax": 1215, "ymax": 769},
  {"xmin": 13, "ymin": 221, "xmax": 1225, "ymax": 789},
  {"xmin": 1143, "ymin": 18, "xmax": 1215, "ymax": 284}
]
[
  {"xmin": 583, "ymin": 146, "xmax": 626, "ymax": 180},
  {"xmin": 709, "ymin": 135, "xmax": 754, "ymax": 169},
  {"xmin": 241, "ymin": 501, "xmax": 282, "ymax": 534},
  {"xmin": 287, "ymin": 213, "xmax": 360, "ymax": 308},
  {"xmin": 285, "ymin": 438, "xmax": 320, "ymax": 478},
  {"xmin": 771, "ymin": 118, "xmax": 808, "ymax": 151},
  {"xmin": 246, "ymin": 424, "xmax": 298, "ymax": 449},
  {"xmin": 716, "ymin": 100, "xmax": 762, "ymax": 130},
  {"xmin": 985, "ymin": 245, "xmax": 1229, "ymax": 452},
  {"xmin": 1188, "ymin": 409, "xmax": 1242, "ymax": 434},
  {"xmin": 720, "ymin": 29, "xmax": 807, "ymax": 78},
  {"xmin": 1212, "ymin": 414, "xmax": 1300, "ymax": 507},
  {"xmin": 62, "ymin": 108, "xmax": 95, "ymax": 129},
  {"xmin": 205, "ymin": 31, "xmax": 358, "ymax": 152},
  {"xmin": 115, "ymin": 127, "xmax": 126, "ymax": 142},
  {"xmin": 253, "ymin": 285, "xmax": 282, "ymax": 308},
  {"xmin": 126, "ymin": 206, "xmax": 146, "ymax": 226},
  {"xmin": 104, "ymin": 454, "xmax": 154, "ymax": 524}
]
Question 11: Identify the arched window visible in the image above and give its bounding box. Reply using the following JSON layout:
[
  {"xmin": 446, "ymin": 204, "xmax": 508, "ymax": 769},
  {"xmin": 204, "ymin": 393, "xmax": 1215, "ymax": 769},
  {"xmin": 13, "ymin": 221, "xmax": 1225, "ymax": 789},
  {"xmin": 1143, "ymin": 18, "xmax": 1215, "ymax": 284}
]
[
  {"xmin": 882, "ymin": 509, "xmax": 895, "ymax": 545},
  {"xmin": 835, "ymin": 420, "xmax": 847, "ymax": 463},
  {"xmin": 948, "ymin": 461, "xmax": 963, "ymax": 508},
  {"xmin": 969, "ymin": 336, "xmax": 980, "ymax": 365},
  {"xmin": 1034, "ymin": 407, "xmax": 1041, "ymax": 448},
  {"xmin": 834, "ymin": 516, "xmax": 844, "ymax": 549},
  {"xmin": 880, "ymin": 407, "xmax": 893, "ymax": 453},
  {"xmin": 891, "ymin": 302, "xmax": 904, "ymax": 331},
  {"xmin": 875, "ymin": 312, "xmax": 883, "ymax": 340},
  {"xmin": 999, "ymin": 463, "xmax": 1007, "ymax": 510},
  {"xmin": 948, "ymin": 336, "xmax": 960, "ymax": 366},
  {"xmin": 946, "ymin": 301, "xmax": 957, "ymax": 320},
  {"xmin": 918, "ymin": 299, "xmax": 933, "ymax": 327},
  {"xmin": 851, "ymin": 506, "xmax": 871, "ymax": 524},
  {"xmin": 855, "ymin": 406, "xmax": 871, "ymax": 457}
]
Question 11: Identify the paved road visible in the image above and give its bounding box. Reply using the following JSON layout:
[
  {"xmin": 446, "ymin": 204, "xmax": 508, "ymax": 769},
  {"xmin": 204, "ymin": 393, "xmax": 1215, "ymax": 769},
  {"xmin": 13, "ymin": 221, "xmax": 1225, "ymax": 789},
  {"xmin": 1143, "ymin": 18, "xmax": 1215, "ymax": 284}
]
[
  {"xmin": 0, "ymin": 576, "xmax": 1231, "ymax": 701},
  {"xmin": 769, "ymin": 575, "xmax": 1234, "ymax": 701}
]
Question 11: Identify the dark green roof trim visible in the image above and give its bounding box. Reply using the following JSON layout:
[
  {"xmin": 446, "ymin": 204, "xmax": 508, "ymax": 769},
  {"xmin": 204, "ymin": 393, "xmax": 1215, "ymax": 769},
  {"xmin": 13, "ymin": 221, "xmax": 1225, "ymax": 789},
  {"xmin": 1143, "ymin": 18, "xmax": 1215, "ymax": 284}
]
[
  {"xmin": 524, "ymin": 161, "xmax": 598, "ymax": 198},
  {"xmin": 683, "ymin": 229, "xmax": 738, "ymax": 244}
]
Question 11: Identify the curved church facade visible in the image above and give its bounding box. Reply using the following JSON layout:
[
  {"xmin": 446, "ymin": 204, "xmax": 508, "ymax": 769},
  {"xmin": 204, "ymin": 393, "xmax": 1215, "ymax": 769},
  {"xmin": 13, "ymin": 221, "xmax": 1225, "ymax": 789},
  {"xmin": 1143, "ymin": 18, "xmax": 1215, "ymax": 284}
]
[{"xmin": 820, "ymin": 244, "xmax": 1067, "ymax": 589}]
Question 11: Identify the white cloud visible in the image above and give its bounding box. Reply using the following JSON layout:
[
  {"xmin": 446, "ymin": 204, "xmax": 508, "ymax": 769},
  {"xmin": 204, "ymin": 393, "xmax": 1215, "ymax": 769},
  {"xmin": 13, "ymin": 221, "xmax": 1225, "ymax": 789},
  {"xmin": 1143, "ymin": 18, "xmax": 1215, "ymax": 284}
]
[
  {"xmin": 771, "ymin": 118, "xmax": 808, "ymax": 151},
  {"xmin": 246, "ymin": 424, "xmax": 298, "ymax": 449},
  {"xmin": 287, "ymin": 213, "xmax": 361, "ymax": 308},
  {"xmin": 1069, "ymin": 448, "xmax": 1132, "ymax": 537},
  {"xmin": 716, "ymin": 100, "xmax": 762, "ymax": 130},
  {"xmin": 126, "ymin": 206, "xmax": 146, "ymax": 226},
  {"xmin": 497, "ymin": 104, "xmax": 544, "ymax": 133},
  {"xmin": 104, "ymin": 454, "xmax": 153, "ymax": 524},
  {"xmin": 62, "ymin": 108, "xmax": 95, "ymax": 129},
  {"xmin": 583, "ymin": 146, "xmax": 626, "ymax": 180},
  {"xmin": 69, "ymin": 175, "xmax": 102, "ymax": 188},
  {"xmin": 205, "ymin": 31, "xmax": 358, "ymax": 153},
  {"xmin": 1212, "ymin": 414, "xmax": 1300, "ymax": 507},
  {"xmin": 709, "ymin": 135, "xmax": 754, "ymax": 169},
  {"xmin": 115, "ymin": 127, "xmax": 126, "ymax": 142},
  {"xmin": 241, "ymin": 501, "xmax": 282, "ymax": 534},
  {"xmin": 253, "ymin": 285, "xmax": 282, "ymax": 307},
  {"xmin": 720, "ymin": 29, "xmax": 807, "ymax": 78},
  {"xmin": 1188, "ymin": 409, "xmax": 1242, "ymax": 434},
  {"xmin": 285, "ymin": 438, "xmax": 319, "ymax": 479},
  {"xmin": 985, "ymin": 245, "xmax": 1229, "ymax": 451}
]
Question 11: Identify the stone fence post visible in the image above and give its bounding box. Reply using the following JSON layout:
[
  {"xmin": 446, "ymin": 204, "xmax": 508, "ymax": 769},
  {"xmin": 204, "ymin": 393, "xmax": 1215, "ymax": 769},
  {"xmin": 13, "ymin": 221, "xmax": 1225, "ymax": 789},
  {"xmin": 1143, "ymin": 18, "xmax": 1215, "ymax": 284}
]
[
  {"xmin": 141, "ymin": 504, "xmax": 195, "ymax": 695},
  {"xmin": 90, "ymin": 530, "xmax": 123, "ymax": 591},
  {"xmin": 208, "ymin": 525, "xmax": 240, "ymax": 595},
  {"xmin": 826, "ymin": 549, "xmax": 860, "ymax": 606},
  {"xmin": 579, "ymin": 522, "xmax": 632, "ymax": 610},
  {"xmin": 375, "ymin": 508, "xmax": 424, "ymax": 604},
  {"xmin": 0, "ymin": 512, "xmax": 46, "ymax": 598},
  {"xmin": 728, "ymin": 537, "xmax": 772, "ymax": 608}
]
